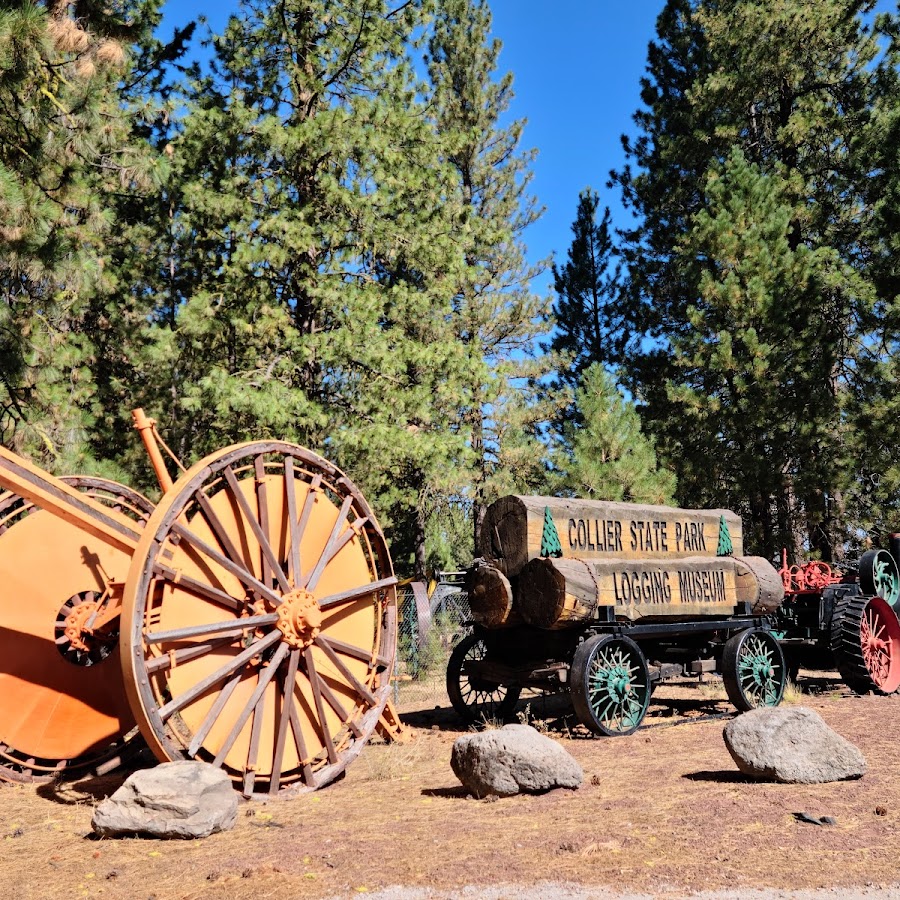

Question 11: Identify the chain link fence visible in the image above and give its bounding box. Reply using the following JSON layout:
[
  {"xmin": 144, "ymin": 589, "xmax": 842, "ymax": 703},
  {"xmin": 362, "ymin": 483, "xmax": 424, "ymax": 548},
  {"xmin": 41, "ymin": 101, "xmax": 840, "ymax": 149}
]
[{"xmin": 393, "ymin": 574, "xmax": 471, "ymax": 712}]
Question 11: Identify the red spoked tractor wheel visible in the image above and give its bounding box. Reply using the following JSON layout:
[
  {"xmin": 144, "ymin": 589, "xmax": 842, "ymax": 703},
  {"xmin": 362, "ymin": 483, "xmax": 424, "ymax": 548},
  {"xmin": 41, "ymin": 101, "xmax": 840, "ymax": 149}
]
[{"xmin": 832, "ymin": 595, "xmax": 900, "ymax": 694}]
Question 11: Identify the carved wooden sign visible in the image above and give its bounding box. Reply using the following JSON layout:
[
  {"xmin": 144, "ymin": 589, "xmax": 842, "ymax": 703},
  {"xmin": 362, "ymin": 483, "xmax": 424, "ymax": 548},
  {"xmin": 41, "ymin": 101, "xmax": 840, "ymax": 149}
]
[
  {"xmin": 518, "ymin": 555, "xmax": 782, "ymax": 628},
  {"xmin": 478, "ymin": 496, "xmax": 743, "ymax": 578}
]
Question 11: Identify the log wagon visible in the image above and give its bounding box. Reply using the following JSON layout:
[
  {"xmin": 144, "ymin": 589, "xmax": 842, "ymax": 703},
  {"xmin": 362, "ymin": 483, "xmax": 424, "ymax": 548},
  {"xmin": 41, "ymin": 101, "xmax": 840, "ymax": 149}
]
[
  {"xmin": 447, "ymin": 495, "xmax": 900, "ymax": 735},
  {"xmin": 447, "ymin": 496, "xmax": 900, "ymax": 735}
]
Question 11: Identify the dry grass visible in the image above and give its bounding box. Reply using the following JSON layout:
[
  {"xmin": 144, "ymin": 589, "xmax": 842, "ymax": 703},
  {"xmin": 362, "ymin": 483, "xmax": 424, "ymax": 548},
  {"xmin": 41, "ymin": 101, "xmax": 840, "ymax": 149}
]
[{"xmin": 1, "ymin": 677, "xmax": 899, "ymax": 899}]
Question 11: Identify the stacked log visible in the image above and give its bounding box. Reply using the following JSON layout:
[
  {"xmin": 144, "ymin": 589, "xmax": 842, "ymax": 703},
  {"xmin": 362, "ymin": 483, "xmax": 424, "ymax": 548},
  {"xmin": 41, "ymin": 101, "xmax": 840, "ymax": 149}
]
[
  {"xmin": 466, "ymin": 561, "xmax": 516, "ymax": 628},
  {"xmin": 517, "ymin": 554, "xmax": 783, "ymax": 628},
  {"xmin": 469, "ymin": 495, "xmax": 781, "ymax": 630},
  {"xmin": 477, "ymin": 495, "xmax": 743, "ymax": 578}
]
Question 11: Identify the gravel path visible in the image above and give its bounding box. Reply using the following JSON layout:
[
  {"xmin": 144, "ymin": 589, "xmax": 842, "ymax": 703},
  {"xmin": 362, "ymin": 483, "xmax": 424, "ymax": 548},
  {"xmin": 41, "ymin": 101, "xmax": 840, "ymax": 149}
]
[{"xmin": 326, "ymin": 884, "xmax": 900, "ymax": 900}]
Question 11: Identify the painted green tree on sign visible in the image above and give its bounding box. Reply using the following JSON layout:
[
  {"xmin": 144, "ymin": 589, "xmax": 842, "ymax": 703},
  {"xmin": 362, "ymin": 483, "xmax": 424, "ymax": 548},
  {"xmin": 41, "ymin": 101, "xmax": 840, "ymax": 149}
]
[
  {"xmin": 716, "ymin": 515, "xmax": 733, "ymax": 557},
  {"xmin": 541, "ymin": 507, "xmax": 563, "ymax": 558}
]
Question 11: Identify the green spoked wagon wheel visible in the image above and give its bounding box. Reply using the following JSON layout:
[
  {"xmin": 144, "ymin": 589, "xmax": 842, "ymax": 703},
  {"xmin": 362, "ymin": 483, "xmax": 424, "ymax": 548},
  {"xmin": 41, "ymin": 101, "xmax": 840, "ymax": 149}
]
[
  {"xmin": 859, "ymin": 550, "xmax": 900, "ymax": 611},
  {"xmin": 570, "ymin": 634, "xmax": 650, "ymax": 736},
  {"xmin": 722, "ymin": 628, "xmax": 786, "ymax": 711},
  {"xmin": 446, "ymin": 633, "xmax": 520, "ymax": 725}
]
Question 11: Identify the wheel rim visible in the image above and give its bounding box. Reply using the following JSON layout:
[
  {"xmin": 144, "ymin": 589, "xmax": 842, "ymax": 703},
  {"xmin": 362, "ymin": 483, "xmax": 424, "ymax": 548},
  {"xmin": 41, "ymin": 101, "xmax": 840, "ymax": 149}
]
[
  {"xmin": 121, "ymin": 442, "xmax": 396, "ymax": 797},
  {"xmin": 859, "ymin": 597, "xmax": 900, "ymax": 692},
  {"xmin": 860, "ymin": 550, "xmax": 900, "ymax": 608},
  {"xmin": 450, "ymin": 635, "xmax": 516, "ymax": 723},
  {"xmin": 0, "ymin": 477, "xmax": 152, "ymax": 783},
  {"xmin": 735, "ymin": 632, "xmax": 784, "ymax": 707},
  {"xmin": 585, "ymin": 639, "xmax": 649, "ymax": 734}
]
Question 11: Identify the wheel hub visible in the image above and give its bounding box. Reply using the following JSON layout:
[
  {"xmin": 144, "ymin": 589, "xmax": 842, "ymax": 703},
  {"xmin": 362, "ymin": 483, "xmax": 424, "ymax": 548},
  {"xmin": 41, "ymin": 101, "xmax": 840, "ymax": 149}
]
[
  {"xmin": 275, "ymin": 589, "xmax": 323, "ymax": 648},
  {"xmin": 64, "ymin": 601, "xmax": 97, "ymax": 652}
]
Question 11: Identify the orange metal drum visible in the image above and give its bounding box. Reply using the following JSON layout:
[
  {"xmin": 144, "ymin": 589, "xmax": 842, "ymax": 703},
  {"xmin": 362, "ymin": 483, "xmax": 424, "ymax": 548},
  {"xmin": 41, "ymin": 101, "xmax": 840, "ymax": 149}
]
[{"xmin": 0, "ymin": 478, "xmax": 152, "ymax": 781}]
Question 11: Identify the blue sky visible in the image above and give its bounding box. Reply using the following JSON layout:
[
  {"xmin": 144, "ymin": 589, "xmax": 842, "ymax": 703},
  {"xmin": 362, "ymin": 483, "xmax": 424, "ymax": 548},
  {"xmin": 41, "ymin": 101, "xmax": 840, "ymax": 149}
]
[{"xmin": 159, "ymin": 2, "xmax": 665, "ymax": 293}]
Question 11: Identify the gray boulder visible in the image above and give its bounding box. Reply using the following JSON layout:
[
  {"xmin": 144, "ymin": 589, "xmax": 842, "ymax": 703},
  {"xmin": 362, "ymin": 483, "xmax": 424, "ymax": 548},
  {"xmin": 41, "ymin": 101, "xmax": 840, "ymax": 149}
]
[
  {"xmin": 723, "ymin": 706, "xmax": 866, "ymax": 784},
  {"xmin": 451, "ymin": 723, "xmax": 583, "ymax": 798},
  {"xmin": 92, "ymin": 761, "xmax": 238, "ymax": 839}
]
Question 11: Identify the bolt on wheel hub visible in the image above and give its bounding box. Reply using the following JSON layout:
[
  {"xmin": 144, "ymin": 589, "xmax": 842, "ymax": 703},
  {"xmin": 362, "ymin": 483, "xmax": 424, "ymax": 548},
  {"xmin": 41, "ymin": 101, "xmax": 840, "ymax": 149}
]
[{"xmin": 275, "ymin": 589, "xmax": 323, "ymax": 648}]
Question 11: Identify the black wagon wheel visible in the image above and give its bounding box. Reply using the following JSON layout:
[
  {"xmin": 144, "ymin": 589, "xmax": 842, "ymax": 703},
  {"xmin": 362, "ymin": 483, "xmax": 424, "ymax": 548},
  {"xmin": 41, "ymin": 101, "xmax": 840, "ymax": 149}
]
[
  {"xmin": 446, "ymin": 633, "xmax": 521, "ymax": 725},
  {"xmin": 721, "ymin": 628, "xmax": 786, "ymax": 712},
  {"xmin": 120, "ymin": 441, "xmax": 397, "ymax": 798},
  {"xmin": 570, "ymin": 634, "xmax": 651, "ymax": 736},
  {"xmin": 0, "ymin": 476, "xmax": 153, "ymax": 784}
]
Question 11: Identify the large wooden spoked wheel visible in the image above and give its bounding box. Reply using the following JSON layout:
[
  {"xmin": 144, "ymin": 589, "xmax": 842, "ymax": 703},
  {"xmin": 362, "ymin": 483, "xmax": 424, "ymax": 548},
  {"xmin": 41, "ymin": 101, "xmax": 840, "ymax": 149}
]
[
  {"xmin": 120, "ymin": 442, "xmax": 397, "ymax": 798},
  {"xmin": 0, "ymin": 477, "xmax": 153, "ymax": 784}
]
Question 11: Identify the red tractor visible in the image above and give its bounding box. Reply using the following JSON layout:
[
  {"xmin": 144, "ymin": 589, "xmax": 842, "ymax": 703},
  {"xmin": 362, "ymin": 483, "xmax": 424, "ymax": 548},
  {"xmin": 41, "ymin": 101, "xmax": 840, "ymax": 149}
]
[{"xmin": 774, "ymin": 545, "xmax": 900, "ymax": 694}]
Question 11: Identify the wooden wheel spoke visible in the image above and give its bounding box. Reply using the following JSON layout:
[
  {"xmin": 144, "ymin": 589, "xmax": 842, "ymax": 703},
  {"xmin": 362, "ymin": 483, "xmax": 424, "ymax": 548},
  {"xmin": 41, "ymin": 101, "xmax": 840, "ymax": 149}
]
[
  {"xmin": 287, "ymin": 682, "xmax": 317, "ymax": 789},
  {"xmin": 213, "ymin": 642, "xmax": 290, "ymax": 768},
  {"xmin": 254, "ymin": 456, "xmax": 274, "ymax": 591},
  {"xmin": 145, "ymin": 613, "xmax": 279, "ymax": 644},
  {"xmin": 194, "ymin": 490, "xmax": 246, "ymax": 572},
  {"xmin": 318, "ymin": 575, "xmax": 398, "ymax": 612},
  {"xmin": 303, "ymin": 648, "xmax": 339, "ymax": 764},
  {"xmin": 302, "ymin": 495, "xmax": 354, "ymax": 592},
  {"xmin": 170, "ymin": 522, "xmax": 281, "ymax": 607},
  {"xmin": 145, "ymin": 637, "xmax": 236, "ymax": 674},
  {"xmin": 187, "ymin": 669, "xmax": 245, "ymax": 756},
  {"xmin": 158, "ymin": 629, "xmax": 282, "ymax": 721},
  {"xmin": 316, "ymin": 677, "xmax": 363, "ymax": 739},
  {"xmin": 243, "ymin": 685, "xmax": 267, "ymax": 797},
  {"xmin": 154, "ymin": 563, "xmax": 246, "ymax": 613},
  {"xmin": 324, "ymin": 634, "xmax": 391, "ymax": 669},
  {"xmin": 283, "ymin": 457, "xmax": 302, "ymax": 588},
  {"xmin": 294, "ymin": 473, "xmax": 322, "ymax": 576},
  {"xmin": 314, "ymin": 635, "xmax": 378, "ymax": 706},
  {"xmin": 270, "ymin": 647, "xmax": 300, "ymax": 795},
  {"xmin": 223, "ymin": 465, "xmax": 291, "ymax": 594}
]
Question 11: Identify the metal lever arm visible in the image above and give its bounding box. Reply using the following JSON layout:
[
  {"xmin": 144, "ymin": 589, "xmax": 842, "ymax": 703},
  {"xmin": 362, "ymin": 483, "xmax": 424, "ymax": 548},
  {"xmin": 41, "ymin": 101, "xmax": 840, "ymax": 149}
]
[{"xmin": 0, "ymin": 445, "xmax": 141, "ymax": 555}]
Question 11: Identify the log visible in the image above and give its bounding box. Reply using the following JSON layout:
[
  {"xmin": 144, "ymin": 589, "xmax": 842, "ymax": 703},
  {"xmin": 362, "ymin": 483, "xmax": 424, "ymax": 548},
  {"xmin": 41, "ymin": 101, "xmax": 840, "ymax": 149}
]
[
  {"xmin": 518, "ymin": 557, "xmax": 598, "ymax": 629},
  {"xmin": 734, "ymin": 556, "xmax": 784, "ymax": 615},
  {"xmin": 515, "ymin": 555, "xmax": 783, "ymax": 628},
  {"xmin": 477, "ymin": 495, "xmax": 743, "ymax": 578},
  {"xmin": 466, "ymin": 562, "xmax": 516, "ymax": 628}
]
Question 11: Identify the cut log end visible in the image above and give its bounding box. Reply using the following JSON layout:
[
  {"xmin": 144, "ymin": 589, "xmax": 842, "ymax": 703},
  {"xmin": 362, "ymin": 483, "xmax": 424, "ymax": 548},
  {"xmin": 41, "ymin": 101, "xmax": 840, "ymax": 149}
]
[{"xmin": 466, "ymin": 562, "xmax": 515, "ymax": 628}]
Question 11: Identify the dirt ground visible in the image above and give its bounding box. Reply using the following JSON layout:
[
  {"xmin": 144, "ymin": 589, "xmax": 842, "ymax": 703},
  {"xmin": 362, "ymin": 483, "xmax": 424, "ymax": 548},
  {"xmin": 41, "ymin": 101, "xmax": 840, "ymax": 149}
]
[{"xmin": 1, "ymin": 674, "xmax": 899, "ymax": 900}]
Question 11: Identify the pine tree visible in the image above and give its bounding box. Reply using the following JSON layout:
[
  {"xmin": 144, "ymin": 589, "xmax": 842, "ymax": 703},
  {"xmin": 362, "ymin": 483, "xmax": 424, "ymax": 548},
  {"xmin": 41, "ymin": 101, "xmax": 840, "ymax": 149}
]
[
  {"xmin": 550, "ymin": 189, "xmax": 621, "ymax": 393},
  {"xmin": 125, "ymin": 0, "xmax": 471, "ymax": 578},
  {"xmin": 558, "ymin": 364, "xmax": 675, "ymax": 504},
  {"xmin": 426, "ymin": 0, "xmax": 559, "ymax": 550},
  {"xmin": 0, "ymin": 0, "xmax": 167, "ymax": 472},
  {"xmin": 611, "ymin": 0, "xmax": 885, "ymax": 559}
]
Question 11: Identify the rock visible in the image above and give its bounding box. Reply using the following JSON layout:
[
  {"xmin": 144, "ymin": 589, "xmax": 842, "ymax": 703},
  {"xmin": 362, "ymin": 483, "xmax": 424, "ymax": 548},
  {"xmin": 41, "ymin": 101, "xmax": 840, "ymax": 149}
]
[
  {"xmin": 723, "ymin": 706, "xmax": 866, "ymax": 784},
  {"xmin": 92, "ymin": 761, "xmax": 238, "ymax": 839},
  {"xmin": 451, "ymin": 724, "xmax": 583, "ymax": 798}
]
